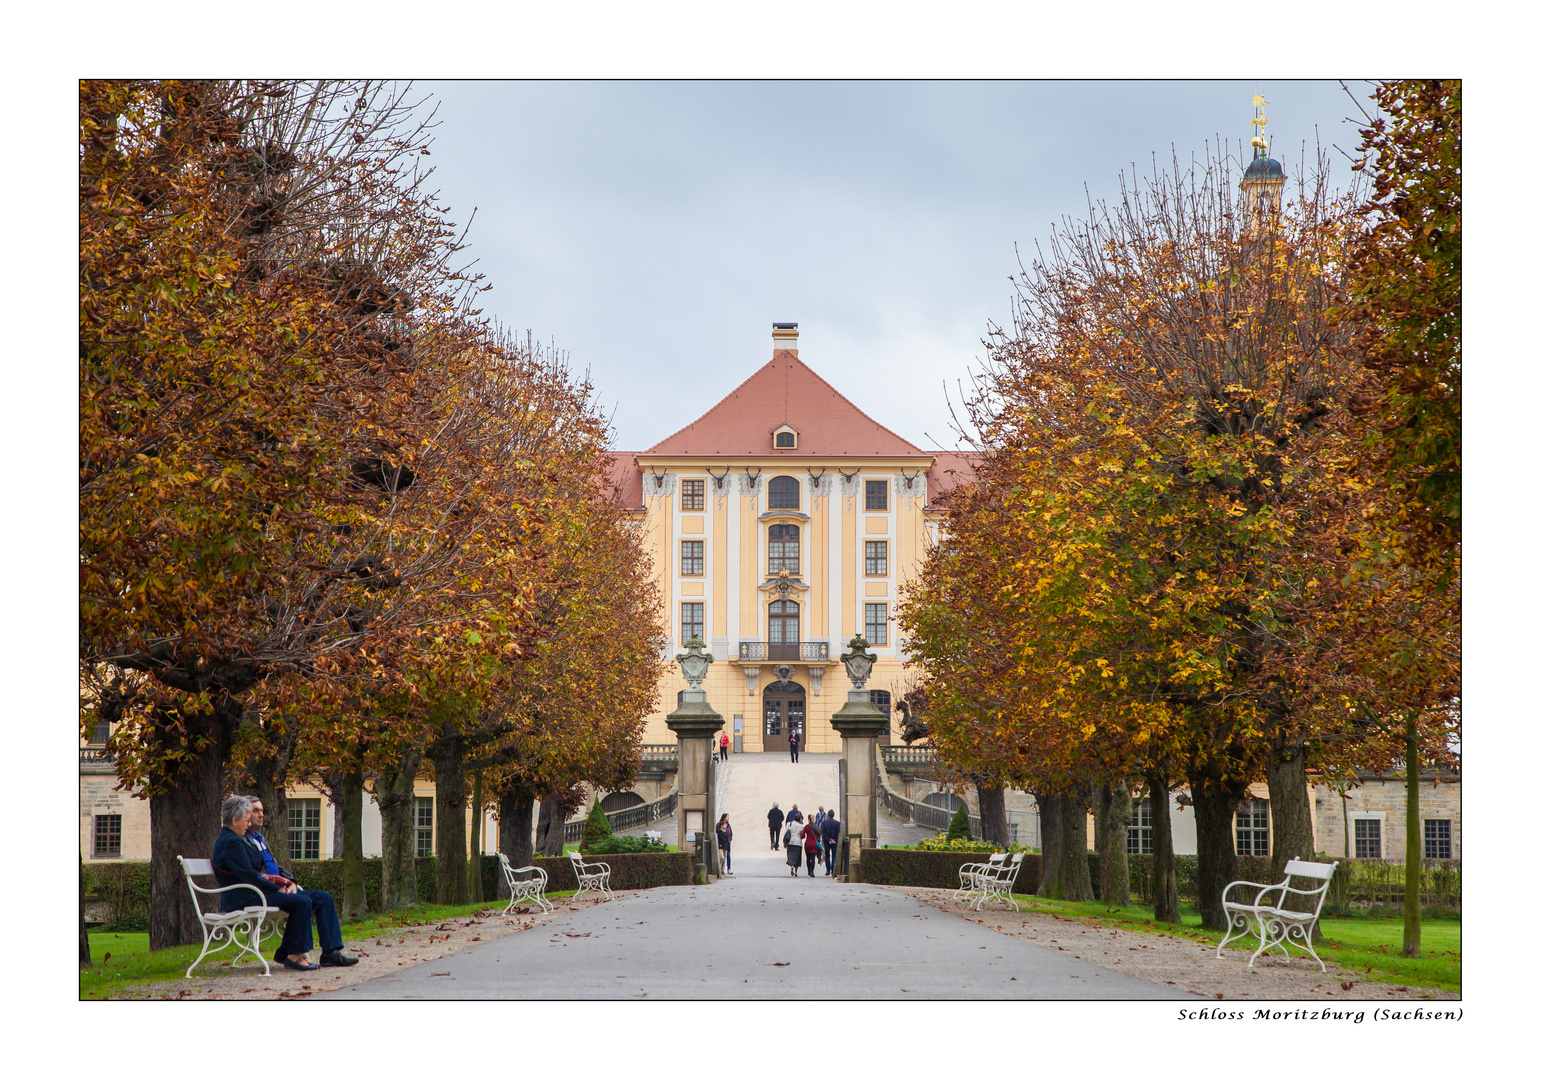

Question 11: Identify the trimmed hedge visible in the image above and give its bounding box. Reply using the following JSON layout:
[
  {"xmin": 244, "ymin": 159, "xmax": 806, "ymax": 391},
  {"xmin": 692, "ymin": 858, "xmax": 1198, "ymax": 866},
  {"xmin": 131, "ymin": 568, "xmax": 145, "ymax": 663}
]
[
  {"xmin": 527, "ymin": 851, "xmax": 690, "ymax": 892},
  {"xmin": 84, "ymin": 851, "xmax": 693, "ymax": 930},
  {"xmin": 858, "ymin": 849, "xmax": 1041, "ymax": 894}
]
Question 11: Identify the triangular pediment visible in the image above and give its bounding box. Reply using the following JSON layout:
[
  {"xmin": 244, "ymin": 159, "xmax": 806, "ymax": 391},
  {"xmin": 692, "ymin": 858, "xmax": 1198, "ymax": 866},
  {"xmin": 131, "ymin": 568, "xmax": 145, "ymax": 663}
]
[{"xmin": 645, "ymin": 354, "xmax": 924, "ymax": 457}]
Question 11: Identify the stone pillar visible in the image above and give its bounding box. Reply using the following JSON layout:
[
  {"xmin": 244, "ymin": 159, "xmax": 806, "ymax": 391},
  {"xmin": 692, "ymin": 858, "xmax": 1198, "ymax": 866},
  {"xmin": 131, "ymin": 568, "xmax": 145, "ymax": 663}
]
[
  {"xmin": 665, "ymin": 637, "xmax": 722, "ymax": 880},
  {"xmin": 830, "ymin": 636, "xmax": 886, "ymax": 877}
]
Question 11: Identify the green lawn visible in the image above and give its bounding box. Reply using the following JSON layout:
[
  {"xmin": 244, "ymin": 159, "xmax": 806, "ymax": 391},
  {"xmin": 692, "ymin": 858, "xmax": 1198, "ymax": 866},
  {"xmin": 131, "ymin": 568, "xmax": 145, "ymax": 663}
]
[
  {"xmin": 80, "ymin": 896, "xmax": 576, "ymax": 999},
  {"xmin": 1006, "ymin": 894, "xmax": 1460, "ymax": 993}
]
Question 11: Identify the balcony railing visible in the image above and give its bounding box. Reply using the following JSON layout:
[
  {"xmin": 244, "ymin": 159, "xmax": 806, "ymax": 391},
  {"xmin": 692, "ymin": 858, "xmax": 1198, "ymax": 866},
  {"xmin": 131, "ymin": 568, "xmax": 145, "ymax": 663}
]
[
  {"xmin": 880, "ymin": 744, "xmax": 938, "ymax": 768},
  {"xmin": 640, "ymin": 743, "xmax": 679, "ymax": 765},
  {"xmin": 736, "ymin": 640, "xmax": 830, "ymax": 662},
  {"xmin": 80, "ymin": 747, "xmax": 115, "ymax": 769}
]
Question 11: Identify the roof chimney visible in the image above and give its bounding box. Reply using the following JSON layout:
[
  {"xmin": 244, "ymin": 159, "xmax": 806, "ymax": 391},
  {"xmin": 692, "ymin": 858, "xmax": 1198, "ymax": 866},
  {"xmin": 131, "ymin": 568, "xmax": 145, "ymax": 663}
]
[{"xmin": 771, "ymin": 322, "xmax": 799, "ymax": 357}]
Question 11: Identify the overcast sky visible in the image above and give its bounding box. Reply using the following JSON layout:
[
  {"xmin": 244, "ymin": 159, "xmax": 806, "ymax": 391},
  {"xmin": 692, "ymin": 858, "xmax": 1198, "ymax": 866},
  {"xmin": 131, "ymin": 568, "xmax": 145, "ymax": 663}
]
[{"xmin": 417, "ymin": 80, "xmax": 1371, "ymax": 453}]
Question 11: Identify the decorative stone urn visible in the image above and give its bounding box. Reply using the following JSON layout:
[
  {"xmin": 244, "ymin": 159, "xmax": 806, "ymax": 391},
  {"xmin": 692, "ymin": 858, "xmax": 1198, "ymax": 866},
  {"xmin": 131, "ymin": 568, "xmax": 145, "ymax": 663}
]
[
  {"xmin": 829, "ymin": 635, "xmax": 887, "ymax": 876},
  {"xmin": 665, "ymin": 635, "xmax": 723, "ymax": 876}
]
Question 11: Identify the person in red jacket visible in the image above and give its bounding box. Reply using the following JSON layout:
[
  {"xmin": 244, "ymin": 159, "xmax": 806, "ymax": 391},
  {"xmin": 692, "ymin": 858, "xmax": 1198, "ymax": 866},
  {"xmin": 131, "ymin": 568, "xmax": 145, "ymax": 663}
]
[
  {"xmin": 803, "ymin": 812, "xmax": 822, "ymax": 875},
  {"xmin": 718, "ymin": 731, "xmax": 730, "ymax": 762}
]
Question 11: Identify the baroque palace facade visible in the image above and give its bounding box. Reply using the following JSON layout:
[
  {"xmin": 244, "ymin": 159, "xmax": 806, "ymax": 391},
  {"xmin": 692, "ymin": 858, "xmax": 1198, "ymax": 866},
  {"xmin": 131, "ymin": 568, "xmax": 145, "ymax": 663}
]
[{"xmin": 608, "ymin": 323, "xmax": 971, "ymax": 754}]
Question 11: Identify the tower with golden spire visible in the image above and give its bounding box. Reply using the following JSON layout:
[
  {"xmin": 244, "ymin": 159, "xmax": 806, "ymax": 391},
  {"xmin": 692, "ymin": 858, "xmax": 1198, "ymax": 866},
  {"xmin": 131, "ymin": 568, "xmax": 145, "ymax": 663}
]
[{"xmin": 1240, "ymin": 93, "xmax": 1285, "ymax": 232}]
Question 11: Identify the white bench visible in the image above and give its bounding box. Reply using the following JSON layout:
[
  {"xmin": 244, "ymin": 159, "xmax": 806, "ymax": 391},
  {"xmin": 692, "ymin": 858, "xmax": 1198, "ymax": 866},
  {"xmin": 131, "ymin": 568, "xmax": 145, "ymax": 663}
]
[
  {"xmin": 956, "ymin": 853, "xmax": 1006, "ymax": 903},
  {"xmin": 177, "ymin": 856, "xmax": 280, "ymax": 978},
  {"xmin": 497, "ymin": 853, "xmax": 553, "ymax": 914},
  {"xmin": 972, "ymin": 852, "xmax": 1024, "ymax": 912},
  {"xmin": 1217, "ymin": 858, "xmax": 1339, "ymax": 972},
  {"xmin": 568, "ymin": 850, "xmax": 614, "ymax": 901}
]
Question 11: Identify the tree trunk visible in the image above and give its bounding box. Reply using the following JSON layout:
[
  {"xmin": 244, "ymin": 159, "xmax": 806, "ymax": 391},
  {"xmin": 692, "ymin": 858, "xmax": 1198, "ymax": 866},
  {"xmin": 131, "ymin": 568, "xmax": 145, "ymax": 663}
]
[
  {"xmin": 976, "ymin": 784, "xmax": 1009, "ymax": 848},
  {"xmin": 1147, "ymin": 772, "xmax": 1181, "ymax": 923},
  {"xmin": 1037, "ymin": 792, "xmax": 1093, "ymax": 900},
  {"xmin": 1266, "ymin": 739, "xmax": 1315, "ymax": 882},
  {"xmin": 248, "ymin": 765, "xmax": 289, "ymax": 871},
  {"xmin": 498, "ymin": 788, "xmax": 537, "ymax": 896},
  {"xmin": 1190, "ymin": 775, "xmax": 1249, "ymax": 930},
  {"xmin": 377, "ymin": 753, "xmax": 421, "ymax": 909},
  {"xmin": 81, "ymin": 856, "xmax": 91, "ymax": 966},
  {"xmin": 1403, "ymin": 715, "xmax": 1422, "ymax": 959},
  {"xmin": 431, "ymin": 731, "xmax": 469, "ymax": 905},
  {"xmin": 535, "ymin": 798, "xmax": 566, "ymax": 856},
  {"xmin": 1035, "ymin": 791, "xmax": 1061, "ymax": 891},
  {"xmin": 340, "ymin": 770, "xmax": 368, "ymax": 922},
  {"xmin": 149, "ymin": 704, "xmax": 236, "ymax": 949},
  {"xmin": 325, "ymin": 771, "xmax": 345, "ymax": 863},
  {"xmin": 468, "ymin": 770, "xmax": 484, "ymax": 903},
  {"xmin": 1093, "ymin": 780, "xmax": 1132, "ymax": 906}
]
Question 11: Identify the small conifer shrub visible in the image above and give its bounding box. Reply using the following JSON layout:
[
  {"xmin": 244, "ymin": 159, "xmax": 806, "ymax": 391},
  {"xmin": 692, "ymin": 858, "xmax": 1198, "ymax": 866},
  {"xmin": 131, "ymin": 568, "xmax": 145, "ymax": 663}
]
[
  {"xmin": 580, "ymin": 801, "xmax": 613, "ymax": 852},
  {"xmin": 946, "ymin": 802, "xmax": 972, "ymax": 841}
]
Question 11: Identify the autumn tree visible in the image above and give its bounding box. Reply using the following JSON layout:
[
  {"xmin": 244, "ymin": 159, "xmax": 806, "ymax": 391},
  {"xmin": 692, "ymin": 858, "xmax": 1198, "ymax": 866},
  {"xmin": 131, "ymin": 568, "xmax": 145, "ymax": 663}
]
[
  {"xmin": 907, "ymin": 138, "xmax": 1406, "ymax": 927},
  {"xmin": 481, "ymin": 486, "xmax": 666, "ymax": 874},
  {"xmin": 80, "ymin": 80, "xmax": 553, "ymax": 945}
]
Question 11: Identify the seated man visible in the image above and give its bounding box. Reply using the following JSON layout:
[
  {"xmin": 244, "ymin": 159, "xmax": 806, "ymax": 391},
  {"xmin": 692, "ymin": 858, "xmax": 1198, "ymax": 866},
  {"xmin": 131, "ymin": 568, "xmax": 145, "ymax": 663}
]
[
  {"xmin": 211, "ymin": 795, "xmax": 358, "ymax": 971},
  {"xmin": 245, "ymin": 797, "xmax": 295, "ymax": 883}
]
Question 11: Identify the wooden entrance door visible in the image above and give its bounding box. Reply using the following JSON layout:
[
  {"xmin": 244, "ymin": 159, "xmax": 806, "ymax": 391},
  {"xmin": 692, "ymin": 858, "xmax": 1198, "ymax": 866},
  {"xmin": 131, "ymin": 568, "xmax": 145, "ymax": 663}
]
[{"xmin": 761, "ymin": 679, "xmax": 805, "ymax": 753}]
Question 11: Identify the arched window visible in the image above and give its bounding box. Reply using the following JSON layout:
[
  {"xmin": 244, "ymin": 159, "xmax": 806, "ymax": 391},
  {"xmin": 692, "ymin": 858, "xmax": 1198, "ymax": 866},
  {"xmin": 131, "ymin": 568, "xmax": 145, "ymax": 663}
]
[
  {"xmin": 768, "ymin": 523, "xmax": 800, "ymax": 574},
  {"xmin": 768, "ymin": 475, "xmax": 800, "ymax": 510}
]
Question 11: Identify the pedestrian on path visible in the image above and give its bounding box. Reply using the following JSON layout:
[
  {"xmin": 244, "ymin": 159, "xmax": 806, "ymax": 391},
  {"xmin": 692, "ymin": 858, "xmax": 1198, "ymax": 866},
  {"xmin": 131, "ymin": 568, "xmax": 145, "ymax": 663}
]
[
  {"xmin": 715, "ymin": 814, "xmax": 733, "ymax": 874},
  {"xmin": 768, "ymin": 803, "xmax": 784, "ymax": 850},
  {"xmin": 788, "ymin": 804, "xmax": 803, "ymax": 823},
  {"xmin": 788, "ymin": 728, "xmax": 800, "ymax": 762},
  {"xmin": 820, "ymin": 810, "xmax": 840, "ymax": 876},
  {"xmin": 803, "ymin": 812, "xmax": 822, "ymax": 875},
  {"xmin": 785, "ymin": 815, "xmax": 804, "ymax": 876},
  {"xmin": 718, "ymin": 731, "xmax": 730, "ymax": 762}
]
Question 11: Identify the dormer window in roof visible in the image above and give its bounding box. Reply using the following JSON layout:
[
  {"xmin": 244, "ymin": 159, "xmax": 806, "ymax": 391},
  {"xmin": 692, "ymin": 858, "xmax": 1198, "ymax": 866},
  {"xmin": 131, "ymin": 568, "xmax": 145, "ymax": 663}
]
[{"xmin": 773, "ymin": 424, "xmax": 798, "ymax": 450}]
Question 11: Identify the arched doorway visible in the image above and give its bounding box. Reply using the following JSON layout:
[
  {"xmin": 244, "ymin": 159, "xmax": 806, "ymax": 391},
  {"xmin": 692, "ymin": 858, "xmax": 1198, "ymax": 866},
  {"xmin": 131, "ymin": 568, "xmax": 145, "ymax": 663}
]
[{"xmin": 761, "ymin": 678, "xmax": 805, "ymax": 753}]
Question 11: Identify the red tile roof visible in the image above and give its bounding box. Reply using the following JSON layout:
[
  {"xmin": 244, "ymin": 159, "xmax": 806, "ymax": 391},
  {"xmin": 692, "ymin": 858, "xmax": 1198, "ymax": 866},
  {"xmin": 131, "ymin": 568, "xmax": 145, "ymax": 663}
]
[
  {"xmin": 925, "ymin": 451, "xmax": 977, "ymax": 507},
  {"xmin": 643, "ymin": 352, "xmax": 926, "ymax": 457},
  {"xmin": 605, "ymin": 452, "xmax": 644, "ymax": 509}
]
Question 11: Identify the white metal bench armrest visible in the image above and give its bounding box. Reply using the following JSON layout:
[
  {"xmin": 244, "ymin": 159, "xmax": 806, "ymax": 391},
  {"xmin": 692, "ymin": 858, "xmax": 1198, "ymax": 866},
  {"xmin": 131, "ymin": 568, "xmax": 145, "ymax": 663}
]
[{"xmin": 1221, "ymin": 879, "xmax": 1281, "ymax": 908}]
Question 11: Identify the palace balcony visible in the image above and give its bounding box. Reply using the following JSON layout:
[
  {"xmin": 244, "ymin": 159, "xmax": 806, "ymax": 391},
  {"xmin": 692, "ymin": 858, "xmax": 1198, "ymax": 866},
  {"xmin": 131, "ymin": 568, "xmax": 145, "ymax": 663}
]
[{"xmin": 735, "ymin": 640, "xmax": 831, "ymax": 663}]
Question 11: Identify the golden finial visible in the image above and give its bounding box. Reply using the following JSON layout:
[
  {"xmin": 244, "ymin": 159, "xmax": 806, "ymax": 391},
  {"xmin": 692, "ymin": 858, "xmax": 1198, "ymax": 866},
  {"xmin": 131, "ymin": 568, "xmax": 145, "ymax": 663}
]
[{"xmin": 1250, "ymin": 93, "xmax": 1269, "ymax": 152}]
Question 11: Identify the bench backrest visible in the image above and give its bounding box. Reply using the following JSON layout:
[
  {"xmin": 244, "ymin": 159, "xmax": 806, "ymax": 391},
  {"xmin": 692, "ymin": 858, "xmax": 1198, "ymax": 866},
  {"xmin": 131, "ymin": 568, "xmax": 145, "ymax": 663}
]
[
  {"xmin": 181, "ymin": 857, "xmax": 214, "ymax": 878},
  {"xmin": 1281, "ymin": 859, "xmax": 1339, "ymax": 916}
]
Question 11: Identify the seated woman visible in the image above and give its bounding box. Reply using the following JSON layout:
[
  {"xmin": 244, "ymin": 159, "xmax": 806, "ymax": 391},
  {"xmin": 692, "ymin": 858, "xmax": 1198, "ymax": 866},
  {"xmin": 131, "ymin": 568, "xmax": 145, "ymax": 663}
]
[{"xmin": 211, "ymin": 794, "xmax": 358, "ymax": 971}]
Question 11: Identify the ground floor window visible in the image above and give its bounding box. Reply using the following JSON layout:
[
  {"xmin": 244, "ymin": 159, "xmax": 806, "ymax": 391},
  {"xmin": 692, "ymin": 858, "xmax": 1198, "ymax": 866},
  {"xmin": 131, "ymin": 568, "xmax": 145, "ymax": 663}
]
[
  {"xmin": 288, "ymin": 797, "xmax": 322, "ymax": 861},
  {"xmin": 415, "ymin": 796, "xmax": 435, "ymax": 857},
  {"xmin": 1354, "ymin": 817, "xmax": 1382, "ymax": 859},
  {"xmin": 1235, "ymin": 799, "xmax": 1269, "ymax": 857},
  {"xmin": 1127, "ymin": 798, "xmax": 1153, "ymax": 854},
  {"xmin": 93, "ymin": 814, "xmax": 121, "ymax": 858},
  {"xmin": 1424, "ymin": 818, "xmax": 1452, "ymax": 860}
]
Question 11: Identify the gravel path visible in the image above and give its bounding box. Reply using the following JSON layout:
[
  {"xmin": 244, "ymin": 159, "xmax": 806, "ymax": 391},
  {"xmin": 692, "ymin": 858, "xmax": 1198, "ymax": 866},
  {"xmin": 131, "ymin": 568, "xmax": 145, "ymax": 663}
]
[
  {"xmin": 894, "ymin": 887, "xmax": 1459, "ymax": 1002},
  {"xmin": 114, "ymin": 896, "xmax": 602, "ymax": 1000}
]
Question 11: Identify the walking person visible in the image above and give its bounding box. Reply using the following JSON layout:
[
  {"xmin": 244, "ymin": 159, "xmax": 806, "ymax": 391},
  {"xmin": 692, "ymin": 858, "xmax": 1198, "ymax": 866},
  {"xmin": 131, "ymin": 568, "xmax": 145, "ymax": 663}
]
[
  {"xmin": 803, "ymin": 811, "xmax": 822, "ymax": 875},
  {"xmin": 820, "ymin": 809, "xmax": 841, "ymax": 876},
  {"xmin": 718, "ymin": 731, "xmax": 730, "ymax": 762},
  {"xmin": 788, "ymin": 727, "xmax": 800, "ymax": 763},
  {"xmin": 785, "ymin": 814, "xmax": 804, "ymax": 876},
  {"xmin": 715, "ymin": 813, "xmax": 733, "ymax": 875},
  {"xmin": 768, "ymin": 802, "xmax": 784, "ymax": 850}
]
